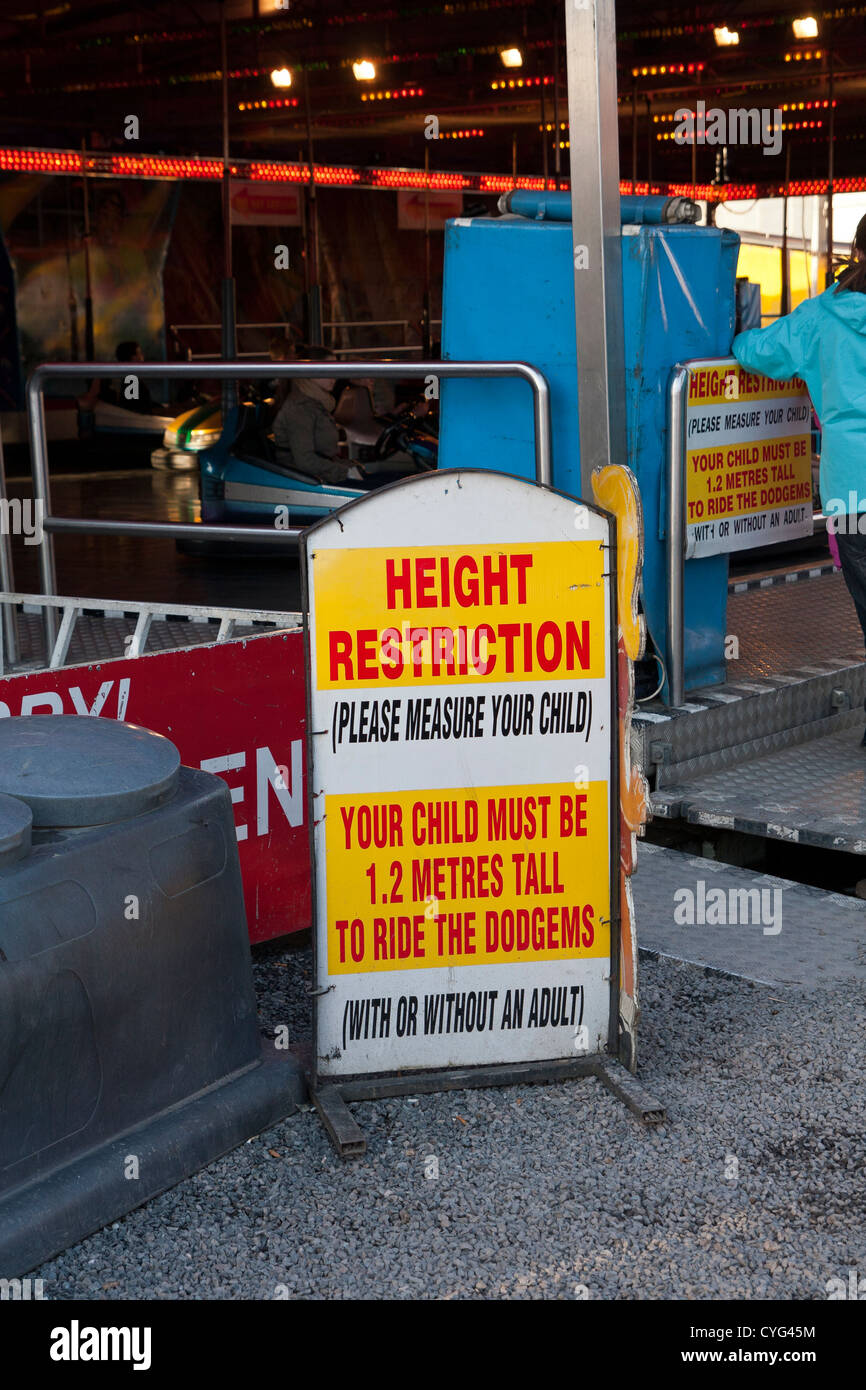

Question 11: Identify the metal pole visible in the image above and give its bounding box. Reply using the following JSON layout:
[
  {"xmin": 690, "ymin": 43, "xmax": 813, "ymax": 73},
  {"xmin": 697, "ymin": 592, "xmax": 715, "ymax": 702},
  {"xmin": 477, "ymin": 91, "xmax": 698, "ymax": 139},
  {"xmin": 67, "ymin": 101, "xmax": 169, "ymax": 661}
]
[
  {"xmin": 540, "ymin": 76, "xmax": 549, "ymax": 185},
  {"xmin": 219, "ymin": 7, "xmax": 232, "ymax": 298},
  {"xmin": 0, "ymin": 419, "xmax": 19, "ymax": 666},
  {"xmin": 422, "ymin": 146, "xmax": 432, "ymax": 357},
  {"xmin": 219, "ymin": 4, "xmax": 237, "ymax": 420},
  {"xmin": 553, "ymin": 11, "xmax": 562, "ymax": 187},
  {"xmin": 666, "ymin": 365, "xmax": 689, "ymax": 707},
  {"xmin": 564, "ymin": 0, "xmax": 628, "ymax": 497},
  {"xmin": 631, "ymin": 78, "xmax": 637, "ymax": 193},
  {"xmin": 304, "ymin": 71, "xmax": 322, "ymax": 345},
  {"xmin": 81, "ymin": 140, "xmax": 94, "ymax": 361}
]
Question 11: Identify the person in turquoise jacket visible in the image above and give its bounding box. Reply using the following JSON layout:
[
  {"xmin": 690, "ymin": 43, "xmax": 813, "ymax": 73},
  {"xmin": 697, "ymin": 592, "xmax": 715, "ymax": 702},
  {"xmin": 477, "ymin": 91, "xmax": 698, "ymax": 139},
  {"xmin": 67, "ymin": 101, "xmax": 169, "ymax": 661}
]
[{"xmin": 732, "ymin": 214, "xmax": 866, "ymax": 734}]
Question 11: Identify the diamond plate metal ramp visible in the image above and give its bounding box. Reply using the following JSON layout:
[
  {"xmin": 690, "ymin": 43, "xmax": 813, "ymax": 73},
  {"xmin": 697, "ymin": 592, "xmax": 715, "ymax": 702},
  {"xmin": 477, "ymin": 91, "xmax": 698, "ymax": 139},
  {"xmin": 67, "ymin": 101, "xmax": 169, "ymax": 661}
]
[
  {"xmin": 634, "ymin": 572, "xmax": 866, "ymax": 780},
  {"xmin": 652, "ymin": 715, "xmax": 866, "ymax": 853},
  {"xmin": 633, "ymin": 572, "xmax": 866, "ymax": 857},
  {"xmin": 727, "ymin": 570, "xmax": 863, "ymax": 680},
  {"xmin": 634, "ymin": 843, "xmax": 866, "ymax": 987}
]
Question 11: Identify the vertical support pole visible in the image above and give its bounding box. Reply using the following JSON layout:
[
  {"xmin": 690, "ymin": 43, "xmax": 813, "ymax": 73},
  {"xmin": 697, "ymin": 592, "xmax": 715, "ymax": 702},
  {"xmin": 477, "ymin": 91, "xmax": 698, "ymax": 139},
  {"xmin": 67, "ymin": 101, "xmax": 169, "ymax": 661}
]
[
  {"xmin": 219, "ymin": 4, "xmax": 237, "ymax": 414},
  {"xmin": 666, "ymin": 366, "xmax": 689, "ymax": 708},
  {"xmin": 553, "ymin": 11, "xmax": 562, "ymax": 187},
  {"xmin": 423, "ymin": 145, "xmax": 432, "ymax": 358},
  {"xmin": 630, "ymin": 78, "xmax": 637, "ymax": 193},
  {"xmin": 564, "ymin": 0, "xmax": 628, "ymax": 497},
  {"xmin": 80, "ymin": 140, "xmax": 94, "ymax": 362},
  {"xmin": 304, "ymin": 71, "xmax": 322, "ymax": 346}
]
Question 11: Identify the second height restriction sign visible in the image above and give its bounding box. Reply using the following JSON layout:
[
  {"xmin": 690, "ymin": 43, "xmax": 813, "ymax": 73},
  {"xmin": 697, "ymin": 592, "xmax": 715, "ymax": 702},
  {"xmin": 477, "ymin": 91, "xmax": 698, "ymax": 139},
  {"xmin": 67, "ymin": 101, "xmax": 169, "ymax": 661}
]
[
  {"xmin": 685, "ymin": 358, "xmax": 813, "ymax": 558},
  {"xmin": 303, "ymin": 471, "xmax": 618, "ymax": 1085}
]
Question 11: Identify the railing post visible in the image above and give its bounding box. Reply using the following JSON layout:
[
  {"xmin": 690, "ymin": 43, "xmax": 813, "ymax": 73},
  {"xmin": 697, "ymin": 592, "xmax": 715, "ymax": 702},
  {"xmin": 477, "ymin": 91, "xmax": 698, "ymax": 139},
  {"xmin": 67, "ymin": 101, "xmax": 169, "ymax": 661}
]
[
  {"xmin": 0, "ymin": 417, "xmax": 19, "ymax": 666},
  {"xmin": 25, "ymin": 371, "xmax": 58, "ymax": 652},
  {"xmin": 666, "ymin": 364, "xmax": 689, "ymax": 707}
]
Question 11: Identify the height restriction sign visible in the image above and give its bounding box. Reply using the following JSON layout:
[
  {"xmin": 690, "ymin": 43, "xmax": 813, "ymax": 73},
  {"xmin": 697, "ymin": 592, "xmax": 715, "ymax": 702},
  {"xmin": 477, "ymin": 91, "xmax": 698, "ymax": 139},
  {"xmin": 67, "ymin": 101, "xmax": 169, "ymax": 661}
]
[
  {"xmin": 684, "ymin": 358, "xmax": 813, "ymax": 558},
  {"xmin": 303, "ymin": 471, "xmax": 619, "ymax": 1085}
]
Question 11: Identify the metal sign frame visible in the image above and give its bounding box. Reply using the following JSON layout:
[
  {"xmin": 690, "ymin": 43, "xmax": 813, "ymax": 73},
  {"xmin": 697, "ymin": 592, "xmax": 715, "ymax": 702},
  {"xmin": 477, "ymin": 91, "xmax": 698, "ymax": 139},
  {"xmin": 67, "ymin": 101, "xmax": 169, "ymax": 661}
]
[
  {"xmin": 666, "ymin": 355, "xmax": 814, "ymax": 706},
  {"xmin": 299, "ymin": 468, "xmax": 656, "ymax": 1152}
]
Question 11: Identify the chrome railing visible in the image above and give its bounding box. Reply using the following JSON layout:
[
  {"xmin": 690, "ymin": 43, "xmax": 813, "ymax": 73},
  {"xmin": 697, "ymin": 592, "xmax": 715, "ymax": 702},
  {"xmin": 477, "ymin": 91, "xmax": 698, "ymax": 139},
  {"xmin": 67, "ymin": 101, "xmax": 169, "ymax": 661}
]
[{"xmin": 25, "ymin": 358, "xmax": 553, "ymax": 650}]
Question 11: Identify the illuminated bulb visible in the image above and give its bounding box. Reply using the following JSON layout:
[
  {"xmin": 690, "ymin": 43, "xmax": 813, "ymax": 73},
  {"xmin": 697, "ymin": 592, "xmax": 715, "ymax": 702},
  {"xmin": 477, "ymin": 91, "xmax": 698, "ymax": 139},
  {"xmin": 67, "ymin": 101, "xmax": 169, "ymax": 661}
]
[
  {"xmin": 714, "ymin": 26, "xmax": 740, "ymax": 46},
  {"xmin": 500, "ymin": 47, "xmax": 523, "ymax": 68},
  {"xmin": 353, "ymin": 60, "xmax": 376, "ymax": 81},
  {"xmin": 793, "ymin": 17, "xmax": 818, "ymax": 40},
  {"xmin": 270, "ymin": 67, "xmax": 292, "ymax": 88}
]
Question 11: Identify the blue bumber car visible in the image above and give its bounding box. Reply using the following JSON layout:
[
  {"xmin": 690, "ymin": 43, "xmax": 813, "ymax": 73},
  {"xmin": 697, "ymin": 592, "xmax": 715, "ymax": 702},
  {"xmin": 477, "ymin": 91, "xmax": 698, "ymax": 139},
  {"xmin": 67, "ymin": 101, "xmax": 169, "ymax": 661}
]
[
  {"xmin": 199, "ymin": 392, "xmax": 437, "ymax": 528},
  {"xmin": 199, "ymin": 402, "xmax": 366, "ymax": 527}
]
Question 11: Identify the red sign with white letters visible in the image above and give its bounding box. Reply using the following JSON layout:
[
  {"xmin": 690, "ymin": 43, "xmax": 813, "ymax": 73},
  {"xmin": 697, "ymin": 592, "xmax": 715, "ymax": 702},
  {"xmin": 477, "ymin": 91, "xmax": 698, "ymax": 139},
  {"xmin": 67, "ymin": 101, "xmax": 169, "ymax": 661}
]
[{"xmin": 0, "ymin": 630, "xmax": 310, "ymax": 944}]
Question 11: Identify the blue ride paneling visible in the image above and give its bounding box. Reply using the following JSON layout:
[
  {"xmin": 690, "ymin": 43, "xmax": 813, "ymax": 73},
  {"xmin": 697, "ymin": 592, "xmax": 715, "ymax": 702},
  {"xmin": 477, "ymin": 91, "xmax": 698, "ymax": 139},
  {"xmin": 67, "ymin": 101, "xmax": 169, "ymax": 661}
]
[{"xmin": 439, "ymin": 214, "xmax": 739, "ymax": 695}]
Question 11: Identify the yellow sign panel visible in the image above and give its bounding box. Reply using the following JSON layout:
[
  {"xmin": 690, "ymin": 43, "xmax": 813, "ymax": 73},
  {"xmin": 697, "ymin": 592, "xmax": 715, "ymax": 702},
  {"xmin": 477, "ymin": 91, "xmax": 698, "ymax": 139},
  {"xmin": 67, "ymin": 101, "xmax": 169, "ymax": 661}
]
[
  {"xmin": 312, "ymin": 541, "xmax": 606, "ymax": 688},
  {"xmin": 324, "ymin": 781, "xmax": 610, "ymax": 974},
  {"xmin": 687, "ymin": 431, "xmax": 811, "ymax": 521}
]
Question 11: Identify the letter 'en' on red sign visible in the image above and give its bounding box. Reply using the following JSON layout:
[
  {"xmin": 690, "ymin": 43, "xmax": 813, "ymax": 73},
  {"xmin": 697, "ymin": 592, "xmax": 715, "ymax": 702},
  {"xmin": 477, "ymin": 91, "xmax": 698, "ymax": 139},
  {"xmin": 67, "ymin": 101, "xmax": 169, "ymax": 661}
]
[{"xmin": 301, "ymin": 469, "xmax": 643, "ymax": 1092}]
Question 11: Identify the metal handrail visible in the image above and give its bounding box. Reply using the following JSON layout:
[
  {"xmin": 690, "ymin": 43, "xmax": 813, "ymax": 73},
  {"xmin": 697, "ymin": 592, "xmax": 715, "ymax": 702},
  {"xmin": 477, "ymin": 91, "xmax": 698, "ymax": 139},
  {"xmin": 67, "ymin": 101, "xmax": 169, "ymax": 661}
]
[{"xmin": 25, "ymin": 358, "xmax": 553, "ymax": 649}]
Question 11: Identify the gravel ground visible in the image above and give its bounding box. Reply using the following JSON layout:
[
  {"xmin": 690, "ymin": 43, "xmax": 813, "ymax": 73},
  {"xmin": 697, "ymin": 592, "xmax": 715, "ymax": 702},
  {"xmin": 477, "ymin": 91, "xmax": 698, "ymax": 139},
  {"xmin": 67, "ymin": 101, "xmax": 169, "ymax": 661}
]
[{"xmin": 34, "ymin": 942, "xmax": 866, "ymax": 1300}]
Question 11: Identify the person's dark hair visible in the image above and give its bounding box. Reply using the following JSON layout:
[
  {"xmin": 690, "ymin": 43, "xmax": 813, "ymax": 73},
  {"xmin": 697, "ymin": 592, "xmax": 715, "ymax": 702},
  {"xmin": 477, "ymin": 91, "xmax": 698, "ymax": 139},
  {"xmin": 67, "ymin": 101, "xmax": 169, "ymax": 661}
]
[
  {"xmin": 296, "ymin": 344, "xmax": 335, "ymax": 362},
  {"xmin": 835, "ymin": 215, "xmax": 866, "ymax": 294},
  {"xmin": 115, "ymin": 340, "xmax": 140, "ymax": 362}
]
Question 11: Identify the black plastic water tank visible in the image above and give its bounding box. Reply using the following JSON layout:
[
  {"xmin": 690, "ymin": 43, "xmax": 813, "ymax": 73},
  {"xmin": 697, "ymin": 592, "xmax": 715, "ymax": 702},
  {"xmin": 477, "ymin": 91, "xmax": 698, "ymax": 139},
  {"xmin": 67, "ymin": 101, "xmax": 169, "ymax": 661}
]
[{"xmin": 0, "ymin": 716, "xmax": 304, "ymax": 1276}]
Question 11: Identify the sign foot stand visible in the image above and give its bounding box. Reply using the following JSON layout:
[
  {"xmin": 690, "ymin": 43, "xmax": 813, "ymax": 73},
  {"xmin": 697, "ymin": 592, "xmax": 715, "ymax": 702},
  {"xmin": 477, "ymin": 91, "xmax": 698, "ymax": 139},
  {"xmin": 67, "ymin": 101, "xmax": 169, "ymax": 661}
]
[
  {"xmin": 310, "ymin": 1084, "xmax": 367, "ymax": 1158},
  {"xmin": 310, "ymin": 1057, "xmax": 665, "ymax": 1158},
  {"xmin": 595, "ymin": 1057, "xmax": 666, "ymax": 1124}
]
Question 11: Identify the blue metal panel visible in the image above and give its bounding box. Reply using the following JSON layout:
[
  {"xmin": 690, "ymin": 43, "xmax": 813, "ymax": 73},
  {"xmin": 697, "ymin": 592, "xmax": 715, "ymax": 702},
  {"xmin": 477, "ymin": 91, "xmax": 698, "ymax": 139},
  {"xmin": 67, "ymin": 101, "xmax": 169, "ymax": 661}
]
[
  {"xmin": 440, "ymin": 217, "xmax": 581, "ymax": 492},
  {"xmin": 439, "ymin": 215, "xmax": 739, "ymax": 696}
]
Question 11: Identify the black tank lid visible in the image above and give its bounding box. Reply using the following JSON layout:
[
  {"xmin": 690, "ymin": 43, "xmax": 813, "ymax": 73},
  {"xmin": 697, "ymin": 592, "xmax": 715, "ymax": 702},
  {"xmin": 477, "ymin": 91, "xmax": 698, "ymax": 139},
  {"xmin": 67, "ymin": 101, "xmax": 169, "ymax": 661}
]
[{"xmin": 0, "ymin": 716, "xmax": 181, "ymax": 827}]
